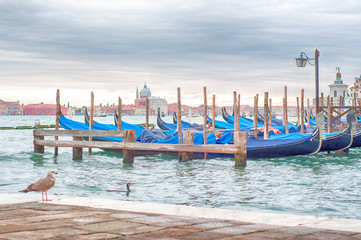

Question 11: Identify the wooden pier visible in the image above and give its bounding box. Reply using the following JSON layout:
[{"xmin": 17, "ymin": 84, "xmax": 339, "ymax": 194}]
[{"xmin": 33, "ymin": 129, "xmax": 247, "ymax": 164}]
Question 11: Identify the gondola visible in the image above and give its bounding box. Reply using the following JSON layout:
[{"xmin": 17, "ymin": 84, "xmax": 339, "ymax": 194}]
[
  {"xmin": 172, "ymin": 112, "xmax": 202, "ymax": 129},
  {"xmin": 61, "ymin": 111, "xmax": 322, "ymax": 159},
  {"xmin": 157, "ymin": 109, "xmax": 200, "ymax": 131},
  {"xmin": 319, "ymin": 110, "xmax": 355, "ymax": 152},
  {"xmin": 221, "ymin": 107, "xmax": 256, "ymax": 128}
]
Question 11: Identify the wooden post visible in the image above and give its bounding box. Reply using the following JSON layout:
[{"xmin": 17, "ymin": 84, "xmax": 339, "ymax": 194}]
[
  {"xmin": 283, "ymin": 85, "xmax": 289, "ymax": 134},
  {"xmin": 307, "ymin": 98, "xmax": 310, "ymax": 125},
  {"xmin": 233, "ymin": 91, "xmax": 240, "ymax": 132},
  {"xmin": 34, "ymin": 135, "xmax": 45, "ymax": 153},
  {"xmin": 123, "ymin": 130, "xmax": 136, "ymax": 164},
  {"xmin": 238, "ymin": 93, "xmax": 241, "ymax": 123},
  {"xmin": 301, "ymin": 89, "xmax": 304, "ymax": 133},
  {"xmin": 253, "ymin": 94, "xmax": 258, "ymax": 138},
  {"xmin": 354, "ymin": 82, "xmax": 357, "ymax": 107},
  {"xmin": 321, "ymin": 93, "xmax": 324, "ymax": 108},
  {"xmin": 203, "ymin": 86, "xmax": 208, "ymax": 159},
  {"xmin": 327, "ymin": 96, "xmax": 332, "ymax": 133},
  {"xmin": 296, "ymin": 97, "xmax": 300, "ymax": 126},
  {"xmin": 269, "ymin": 98, "xmax": 272, "ymax": 126},
  {"xmin": 55, "ymin": 89, "xmax": 60, "ymax": 155},
  {"xmin": 72, "ymin": 136, "xmax": 83, "ymax": 160},
  {"xmin": 146, "ymin": 98, "xmax": 149, "ymax": 129},
  {"xmin": 212, "ymin": 95, "xmax": 216, "ymax": 130},
  {"xmin": 238, "ymin": 93, "xmax": 241, "ymax": 117},
  {"xmin": 182, "ymin": 131, "xmax": 194, "ymax": 162},
  {"xmin": 118, "ymin": 97, "xmax": 122, "ymax": 131},
  {"xmin": 264, "ymin": 92, "xmax": 269, "ymax": 139},
  {"xmin": 89, "ymin": 91, "xmax": 94, "ymax": 153},
  {"xmin": 177, "ymin": 88, "xmax": 182, "ymax": 161},
  {"xmin": 233, "ymin": 131, "xmax": 247, "ymax": 167}
]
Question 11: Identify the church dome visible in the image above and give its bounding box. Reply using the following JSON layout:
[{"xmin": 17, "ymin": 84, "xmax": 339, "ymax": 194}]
[{"xmin": 140, "ymin": 83, "xmax": 151, "ymax": 98}]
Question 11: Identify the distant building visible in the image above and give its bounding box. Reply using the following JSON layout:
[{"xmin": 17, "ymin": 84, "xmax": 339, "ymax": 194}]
[
  {"xmin": 0, "ymin": 99, "xmax": 22, "ymax": 115},
  {"xmin": 23, "ymin": 104, "xmax": 68, "ymax": 115},
  {"xmin": 328, "ymin": 67, "xmax": 351, "ymax": 105},
  {"xmin": 0, "ymin": 99, "xmax": 6, "ymax": 115},
  {"xmin": 349, "ymin": 74, "xmax": 361, "ymax": 105},
  {"xmin": 135, "ymin": 83, "xmax": 168, "ymax": 115}
]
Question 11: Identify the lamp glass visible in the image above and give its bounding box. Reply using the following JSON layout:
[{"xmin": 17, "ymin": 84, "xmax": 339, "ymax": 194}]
[{"xmin": 296, "ymin": 58, "xmax": 307, "ymax": 67}]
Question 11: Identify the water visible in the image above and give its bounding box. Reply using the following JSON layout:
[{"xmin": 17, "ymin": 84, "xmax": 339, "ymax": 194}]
[{"xmin": 1, "ymin": 115, "xmax": 361, "ymax": 220}]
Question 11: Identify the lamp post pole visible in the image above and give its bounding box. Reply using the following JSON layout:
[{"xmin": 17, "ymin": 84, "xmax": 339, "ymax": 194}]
[
  {"xmin": 315, "ymin": 49, "xmax": 320, "ymax": 114},
  {"xmin": 296, "ymin": 49, "xmax": 320, "ymax": 114}
]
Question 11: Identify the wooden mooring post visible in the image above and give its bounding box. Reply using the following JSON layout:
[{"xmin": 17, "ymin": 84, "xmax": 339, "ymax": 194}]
[
  {"xmin": 233, "ymin": 91, "xmax": 239, "ymax": 132},
  {"xmin": 203, "ymin": 86, "xmax": 208, "ymax": 159},
  {"xmin": 89, "ymin": 91, "xmax": 94, "ymax": 153},
  {"xmin": 212, "ymin": 95, "xmax": 216, "ymax": 130},
  {"xmin": 307, "ymin": 98, "xmax": 310, "ymax": 125},
  {"xmin": 233, "ymin": 131, "xmax": 247, "ymax": 167},
  {"xmin": 283, "ymin": 86, "xmax": 289, "ymax": 134},
  {"xmin": 34, "ymin": 134, "xmax": 44, "ymax": 153},
  {"xmin": 118, "ymin": 97, "xmax": 122, "ymax": 131},
  {"xmin": 73, "ymin": 136, "xmax": 83, "ymax": 160},
  {"xmin": 301, "ymin": 89, "xmax": 304, "ymax": 133},
  {"xmin": 269, "ymin": 98, "xmax": 272, "ymax": 126},
  {"xmin": 233, "ymin": 91, "xmax": 246, "ymax": 167},
  {"xmin": 264, "ymin": 92, "xmax": 269, "ymax": 139},
  {"xmin": 253, "ymin": 94, "xmax": 258, "ymax": 138},
  {"xmin": 146, "ymin": 98, "xmax": 149, "ymax": 129},
  {"xmin": 327, "ymin": 96, "xmax": 332, "ymax": 133},
  {"xmin": 296, "ymin": 97, "xmax": 300, "ymax": 126},
  {"xmin": 55, "ymin": 89, "xmax": 60, "ymax": 155},
  {"xmin": 182, "ymin": 131, "xmax": 194, "ymax": 162},
  {"xmin": 177, "ymin": 87, "xmax": 183, "ymax": 161},
  {"xmin": 123, "ymin": 130, "xmax": 137, "ymax": 164}
]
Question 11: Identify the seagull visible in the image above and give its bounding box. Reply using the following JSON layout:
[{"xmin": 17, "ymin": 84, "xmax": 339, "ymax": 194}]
[{"xmin": 19, "ymin": 170, "xmax": 57, "ymax": 201}]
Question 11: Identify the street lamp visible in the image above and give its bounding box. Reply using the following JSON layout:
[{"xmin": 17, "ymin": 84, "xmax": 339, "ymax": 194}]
[{"xmin": 296, "ymin": 49, "xmax": 320, "ymax": 114}]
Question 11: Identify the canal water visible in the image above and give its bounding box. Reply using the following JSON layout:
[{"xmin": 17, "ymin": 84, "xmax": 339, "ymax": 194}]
[{"xmin": 1, "ymin": 115, "xmax": 361, "ymax": 220}]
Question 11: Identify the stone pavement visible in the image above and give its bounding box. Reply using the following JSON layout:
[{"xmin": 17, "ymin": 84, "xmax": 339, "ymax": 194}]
[
  {"xmin": 1, "ymin": 201, "xmax": 361, "ymax": 240},
  {"xmin": 1, "ymin": 194, "xmax": 361, "ymax": 239}
]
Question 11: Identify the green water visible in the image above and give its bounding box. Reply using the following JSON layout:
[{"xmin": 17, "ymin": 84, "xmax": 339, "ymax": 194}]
[{"xmin": 1, "ymin": 115, "xmax": 361, "ymax": 220}]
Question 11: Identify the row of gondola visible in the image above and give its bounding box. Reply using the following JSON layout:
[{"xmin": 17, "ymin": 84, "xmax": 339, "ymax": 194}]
[{"xmin": 58, "ymin": 107, "xmax": 358, "ymax": 160}]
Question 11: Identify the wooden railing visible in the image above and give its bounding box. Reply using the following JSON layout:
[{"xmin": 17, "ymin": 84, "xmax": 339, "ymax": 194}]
[
  {"xmin": 319, "ymin": 106, "xmax": 361, "ymax": 132},
  {"xmin": 33, "ymin": 129, "xmax": 247, "ymax": 164}
]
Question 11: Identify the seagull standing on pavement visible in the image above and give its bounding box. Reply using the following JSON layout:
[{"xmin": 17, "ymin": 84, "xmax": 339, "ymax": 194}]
[{"xmin": 19, "ymin": 170, "xmax": 57, "ymax": 201}]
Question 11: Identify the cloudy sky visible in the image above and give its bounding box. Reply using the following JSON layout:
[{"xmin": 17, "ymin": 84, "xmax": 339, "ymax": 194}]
[{"xmin": 1, "ymin": 0, "xmax": 361, "ymax": 107}]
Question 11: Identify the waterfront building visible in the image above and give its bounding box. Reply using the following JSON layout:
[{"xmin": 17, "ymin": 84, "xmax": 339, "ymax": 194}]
[
  {"xmin": 349, "ymin": 75, "xmax": 361, "ymax": 104},
  {"xmin": 23, "ymin": 104, "xmax": 68, "ymax": 115},
  {"xmin": 0, "ymin": 99, "xmax": 22, "ymax": 115},
  {"xmin": 328, "ymin": 67, "xmax": 351, "ymax": 105},
  {"xmin": 135, "ymin": 83, "xmax": 168, "ymax": 116}
]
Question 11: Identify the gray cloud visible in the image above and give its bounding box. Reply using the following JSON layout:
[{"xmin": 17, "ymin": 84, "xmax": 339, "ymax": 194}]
[{"xmin": 1, "ymin": 0, "xmax": 361, "ymax": 106}]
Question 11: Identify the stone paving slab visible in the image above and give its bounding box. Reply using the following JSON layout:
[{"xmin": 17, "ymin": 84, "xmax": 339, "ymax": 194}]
[{"xmin": 1, "ymin": 193, "xmax": 361, "ymax": 239}]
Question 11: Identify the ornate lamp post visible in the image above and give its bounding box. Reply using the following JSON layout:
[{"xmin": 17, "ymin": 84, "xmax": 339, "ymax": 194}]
[{"xmin": 296, "ymin": 49, "xmax": 320, "ymax": 114}]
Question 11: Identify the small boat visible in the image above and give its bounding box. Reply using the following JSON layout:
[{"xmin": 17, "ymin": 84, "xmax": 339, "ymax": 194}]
[{"xmin": 94, "ymin": 114, "xmax": 106, "ymax": 117}]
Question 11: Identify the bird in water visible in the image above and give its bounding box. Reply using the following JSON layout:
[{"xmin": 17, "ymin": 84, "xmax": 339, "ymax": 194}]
[
  {"xmin": 106, "ymin": 183, "xmax": 132, "ymax": 196},
  {"xmin": 19, "ymin": 170, "xmax": 57, "ymax": 201}
]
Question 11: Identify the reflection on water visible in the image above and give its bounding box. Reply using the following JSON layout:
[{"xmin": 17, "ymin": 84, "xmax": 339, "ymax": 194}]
[{"xmin": 1, "ymin": 116, "xmax": 361, "ymax": 220}]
